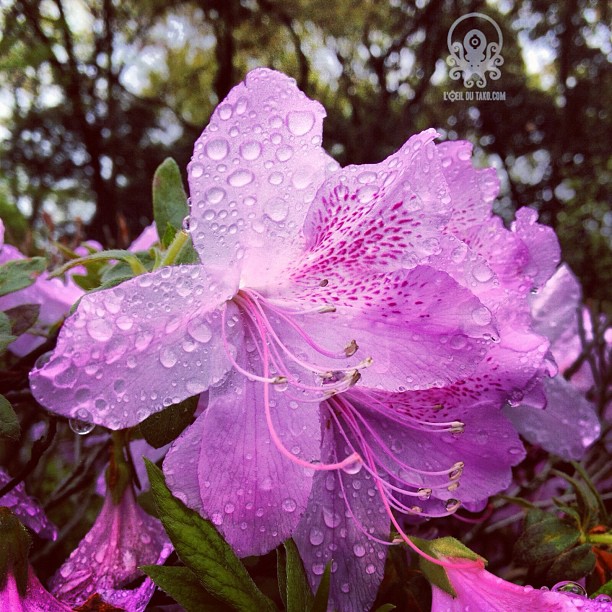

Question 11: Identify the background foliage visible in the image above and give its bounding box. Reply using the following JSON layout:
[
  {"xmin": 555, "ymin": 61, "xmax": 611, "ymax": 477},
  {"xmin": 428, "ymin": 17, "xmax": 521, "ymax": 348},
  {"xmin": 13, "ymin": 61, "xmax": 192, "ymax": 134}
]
[{"xmin": 0, "ymin": 0, "xmax": 610, "ymax": 300}]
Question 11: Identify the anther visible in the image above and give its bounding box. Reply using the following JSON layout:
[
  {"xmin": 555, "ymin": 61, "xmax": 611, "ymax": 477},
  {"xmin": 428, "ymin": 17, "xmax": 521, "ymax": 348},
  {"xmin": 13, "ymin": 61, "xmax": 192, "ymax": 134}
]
[
  {"xmin": 272, "ymin": 376, "xmax": 288, "ymax": 385},
  {"xmin": 318, "ymin": 304, "xmax": 336, "ymax": 313},
  {"xmin": 445, "ymin": 499, "xmax": 461, "ymax": 513},
  {"xmin": 319, "ymin": 279, "xmax": 329, "ymax": 287},
  {"xmin": 447, "ymin": 482, "xmax": 460, "ymax": 492},
  {"xmin": 344, "ymin": 339, "xmax": 358, "ymax": 357},
  {"xmin": 449, "ymin": 421, "xmax": 465, "ymax": 435},
  {"xmin": 410, "ymin": 506, "xmax": 423, "ymax": 514}
]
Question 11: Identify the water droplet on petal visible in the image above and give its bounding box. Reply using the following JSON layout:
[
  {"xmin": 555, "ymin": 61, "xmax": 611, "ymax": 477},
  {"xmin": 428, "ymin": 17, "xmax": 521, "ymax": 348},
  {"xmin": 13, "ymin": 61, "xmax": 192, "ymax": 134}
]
[
  {"xmin": 239, "ymin": 140, "xmax": 262, "ymax": 160},
  {"xmin": 228, "ymin": 169, "xmax": 254, "ymax": 187},
  {"xmin": 323, "ymin": 507, "xmax": 341, "ymax": 528},
  {"xmin": 551, "ymin": 581, "xmax": 586, "ymax": 595},
  {"xmin": 190, "ymin": 163, "xmax": 204, "ymax": 178},
  {"xmin": 365, "ymin": 564, "xmax": 376, "ymax": 575},
  {"xmin": 224, "ymin": 503, "xmax": 235, "ymax": 514},
  {"xmin": 287, "ymin": 110, "xmax": 315, "ymax": 135},
  {"xmin": 34, "ymin": 351, "xmax": 53, "ymax": 369},
  {"xmin": 187, "ymin": 319, "xmax": 212, "ymax": 343},
  {"xmin": 342, "ymin": 457, "xmax": 363, "ymax": 475},
  {"xmin": 211, "ymin": 512, "xmax": 224, "ymax": 525},
  {"xmin": 69, "ymin": 409, "xmax": 95, "ymax": 435},
  {"xmin": 312, "ymin": 562, "xmax": 325, "ymax": 575},
  {"xmin": 309, "ymin": 527, "xmax": 324, "ymax": 546},
  {"xmin": 472, "ymin": 262, "xmax": 494, "ymax": 282},
  {"xmin": 87, "ymin": 319, "xmax": 113, "ymax": 342},
  {"xmin": 595, "ymin": 594, "xmax": 612, "ymax": 602},
  {"xmin": 353, "ymin": 544, "xmax": 366, "ymax": 558},
  {"xmin": 471, "ymin": 306, "xmax": 492, "ymax": 326},
  {"xmin": 264, "ymin": 197, "xmax": 289, "ymax": 222},
  {"xmin": 159, "ymin": 347, "xmax": 178, "ymax": 368},
  {"xmin": 205, "ymin": 138, "xmax": 229, "ymax": 160},
  {"xmin": 282, "ymin": 498, "xmax": 297, "ymax": 513}
]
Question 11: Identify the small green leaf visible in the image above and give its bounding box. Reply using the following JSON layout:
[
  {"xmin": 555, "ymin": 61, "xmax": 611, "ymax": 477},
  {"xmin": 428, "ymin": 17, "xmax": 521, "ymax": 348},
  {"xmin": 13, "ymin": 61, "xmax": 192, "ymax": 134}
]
[
  {"xmin": 374, "ymin": 605, "xmax": 397, "ymax": 612},
  {"xmin": 0, "ymin": 395, "xmax": 20, "ymax": 440},
  {"xmin": 141, "ymin": 565, "xmax": 231, "ymax": 612},
  {"xmin": 411, "ymin": 536, "xmax": 485, "ymax": 598},
  {"xmin": 4, "ymin": 304, "xmax": 40, "ymax": 336},
  {"xmin": 592, "ymin": 579, "xmax": 612, "ymax": 599},
  {"xmin": 139, "ymin": 396, "xmax": 199, "ymax": 449},
  {"xmin": 49, "ymin": 250, "xmax": 147, "ymax": 279},
  {"xmin": 277, "ymin": 547, "xmax": 288, "ymax": 610},
  {"xmin": 284, "ymin": 539, "xmax": 314, "ymax": 612},
  {"xmin": 0, "ymin": 257, "xmax": 46, "ymax": 297},
  {"xmin": 0, "ymin": 311, "xmax": 16, "ymax": 353},
  {"xmin": 152, "ymin": 158, "xmax": 189, "ymax": 248},
  {"xmin": 309, "ymin": 561, "xmax": 332, "ymax": 612},
  {"xmin": 0, "ymin": 507, "xmax": 32, "ymax": 596},
  {"xmin": 145, "ymin": 460, "xmax": 276, "ymax": 612},
  {"xmin": 545, "ymin": 543, "xmax": 596, "ymax": 583}
]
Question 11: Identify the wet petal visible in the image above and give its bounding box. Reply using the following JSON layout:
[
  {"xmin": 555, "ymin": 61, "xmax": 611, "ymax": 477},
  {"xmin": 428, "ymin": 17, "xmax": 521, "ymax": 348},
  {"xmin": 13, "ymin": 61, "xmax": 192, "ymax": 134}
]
[
  {"xmin": 297, "ymin": 129, "xmax": 451, "ymax": 282},
  {"xmin": 50, "ymin": 487, "xmax": 172, "ymax": 608},
  {"xmin": 30, "ymin": 265, "xmax": 239, "ymax": 429},
  {"xmin": 188, "ymin": 68, "xmax": 337, "ymax": 286},
  {"xmin": 0, "ymin": 468, "xmax": 57, "ymax": 540},
  {"xmin": 505, "ymin": 375, "xmax": 600, "ymax": 460},
  {"xmin": 293, "ymin": 266, "xmax": 497, "ymax": 391},
  {"xmin": 128, "ymin": 222, "xmax": 159, "ymax": 252},
  {"xmin": 167, "ymin": 367, "xmax": 321, "ymax": 557},
  {"xmin": 294, "ymin": 415, "xmax": 388, "ymax": 612},
  {"xmin": 1, "ymin": 567, "xmax": 71, "ymax": 611}
]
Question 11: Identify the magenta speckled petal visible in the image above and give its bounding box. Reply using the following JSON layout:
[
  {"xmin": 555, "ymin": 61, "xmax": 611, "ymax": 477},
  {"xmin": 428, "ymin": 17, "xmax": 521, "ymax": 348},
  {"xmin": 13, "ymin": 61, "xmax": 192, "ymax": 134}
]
[
  {"xmin": 188, "ymin": 68, "xmax": 338, "ymax": 284},
  {"xmin": 0, "ymin": 567, "xmax": 71, "ymax": 611},
  {"xmin": 505, "ymin": 375, "xmax": 600, "ymax": 460},
  {"xmin": 30, "ymin": 267, "xmax": 241, "ymax": 429},
  {"xmin": 431, "ymin": 560, "xmax": 612, "ymax": 611},
  {"xmin": 293, "ymin": 415, "xmax": 388, "ymax": 612},
  {"xmin": 50, "ymin": 486, "xmax": 172, "ymax": 608},
  {"xmin": 289, "ymin": 265, "xmax": 497, "ymax": 391},
  {"xmin": 0, "ymin": 468, "xmax": 57, "ymax": 540},
  {"xmin": 190, "ymin": 365, "xmax": 320, "ymax": 557}
]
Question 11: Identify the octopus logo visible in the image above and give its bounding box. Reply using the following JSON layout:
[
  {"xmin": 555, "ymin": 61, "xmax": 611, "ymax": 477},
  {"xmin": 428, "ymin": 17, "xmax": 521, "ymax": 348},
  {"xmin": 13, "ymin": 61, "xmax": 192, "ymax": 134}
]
[{"xmin": 447, "ymin": 13, "xmax": 504, "ymax": 88}]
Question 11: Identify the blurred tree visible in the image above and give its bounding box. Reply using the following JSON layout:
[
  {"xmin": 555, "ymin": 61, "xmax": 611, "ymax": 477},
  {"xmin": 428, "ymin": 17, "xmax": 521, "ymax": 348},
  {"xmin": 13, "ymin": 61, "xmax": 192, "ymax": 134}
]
[{"xmin": 0, "ymin": 0, "xmax": 609, "ymax": 298}]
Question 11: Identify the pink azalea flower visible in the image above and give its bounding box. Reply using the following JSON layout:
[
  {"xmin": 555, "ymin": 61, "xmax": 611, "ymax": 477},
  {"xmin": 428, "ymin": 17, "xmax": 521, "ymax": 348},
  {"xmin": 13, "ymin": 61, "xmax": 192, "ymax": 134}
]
[
  {"xmin": 0, "ymin": 219, "xmax": 83, "ymax": 357},
  {"xmin": 49, "ymin": 485, "xmax": 172, "ymax": 610},
  {"xmin": 128, "ymin": 222, "xmax": 159, "ymax": 252},
  {"xmin": 31, "ymin": 69, "xmax": 561, "ymax": 610},
  {"xmin": 1, "ymin": 567, "xmax": 71, "ymax": 612},
  {"xmin": 0, "ymin": 468, "xmax": 57, "ymax": 540},
  {"xmin": 430, "ymin": 559, "xmax": 612, "ymax": 611},
  {"xmin": 505, "ymin": 264, "xmax": 602, "ymax": 459}
]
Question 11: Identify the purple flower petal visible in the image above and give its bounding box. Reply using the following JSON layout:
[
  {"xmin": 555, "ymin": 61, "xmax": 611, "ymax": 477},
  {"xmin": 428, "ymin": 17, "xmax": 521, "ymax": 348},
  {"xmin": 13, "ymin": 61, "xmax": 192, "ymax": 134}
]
[
  {"xmin": 294, "ymin": 413, "xmax": 388, "ymax": 612},
  {"xmin": 30, "ymin": 266, "xmax": 241, "ymax": 429},
  {"xmin": 1, "ymin": 567, "xmax": 71, "ymax": 611},
  {"xmin": 505, "ymin": 375, "xmax": 600, "ymax": 460},
  {"xmin": 128, "ymin": 222, "xmax": 159, "ymax": 252},
  {"xmin": 166, "ymin": 363, "xmax": 321, "ymax": 557},
  {"xmin": 50, "ymin": 486, "xmax": 172, "ymax": 608},
  {"xmin": 188, "ymin": 68, "xmax": 338, "ymax": 282},
  {"xmin": 431, "ymin": 560, "xmax": 611, "ymax": 611},
  {"xmin": 0, "ymin": 468, "xmax": 57, "ymax": 540}
]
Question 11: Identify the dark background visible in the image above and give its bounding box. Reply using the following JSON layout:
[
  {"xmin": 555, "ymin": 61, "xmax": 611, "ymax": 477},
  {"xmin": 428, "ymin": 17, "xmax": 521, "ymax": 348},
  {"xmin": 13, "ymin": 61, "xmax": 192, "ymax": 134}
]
[{"xmin": 0, "ymin": 0, "xmax": 610, "ymax": 300}]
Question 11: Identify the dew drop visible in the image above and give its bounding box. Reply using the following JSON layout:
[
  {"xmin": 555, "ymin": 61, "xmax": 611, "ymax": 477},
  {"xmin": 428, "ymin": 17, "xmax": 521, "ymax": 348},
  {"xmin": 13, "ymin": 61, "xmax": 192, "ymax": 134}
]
[
  {"xmin": 264, "ymin": 197, "xmax": 289, "ymax": 222},
  {"xmin": 309, "ymin": 527, "xmax": 324, "ymax": 546},
  {"xmin": 187, "ymin": 319, "xmax": 212, "ymax": 343},
  {"xmin": 471, "ymin": 306, "xmax": 492, "ymax": 326},
  {"xmin": 445, "ymin": 499, "xmax": 461, "ymax": 513},
  {"xmin": 228, "ymin": 169, "xmax": 254, "ymax": 187},
  {"xmin": 116, "ymin": 315, "xmax": 133, "ymax": 331},
  {"xmin": 211, "ymin": 512, "xmax": 224, "ymax": 526},
  {"xmin": 312, "ymin": 562, "xmax": 325, "ymax": 576},
  {"xmin": 190, "ymin": 163, "xmax": 204, "ymax": 178},
  {"xmin": 159, "ymin": 347, "xmax": 178, "ymax": 368},
  {"xmin": 276, "ymin": 145, "xmax": 294, "ymax": 161},
  {"xmin": 287, "ymin": 110, "xmax": 315, "ymax": 135},
  {"xmin": 239, "ymin": 140, "xmax": 262, "ymax": 160},
  {"xmin": 551, "ymin": 581, "xmax": 586, "ymax": 596},
  {"xmin": 86, "ymin": 319, "xmax": 113, "ymax": 342},
  {"xmin": 472, "ymin": 262, "xmax": 494, "ymax": 283},
  {"xmin": 69, "ymin": 409, "xmax": 95, "ymax": 435},
  {"xmin": 342, "ymin": 457, "xmax": 363, "ymax": 475},
  {"xmin": 218, "ymin": 105, "xmax": 233, "ymax": 120},
  {"xmin": 205, "ymin": 138, "xmax": 229, "ymax": 160},
  {"xmin": 341, "ymin": 583, "xmax": 350, "ymax": 593},
  {"xmin": 323, "ymin": 507, "xmax": 341, "ymax": 528},
  {"xmin": 282, "ymin": 498, "xmax": 297, "ymax": 513},
  {"xmin": 353, "ymin": 544, "xmax": 366, "ymax": 558},
  {"xmin": 34, "ymin": 351, "xmax": 53, "ymax": 370},
  {"xmin": 224, "ymin": 502, "xmax": 235, "ymax": 514},
  {"xmin": 206, "ymin": 187, "xmax": 226, "ymax": 204},
  {"xmin": 365, "ymin": 564, "xmax": 376, "ymax": 575},
  {"xmin": 417, "ymin": 487, "xmax": 432, "ymax": 501},
  {"xmin": 595, "ymin": 594, "xmax": 612, "ymax": 602}
]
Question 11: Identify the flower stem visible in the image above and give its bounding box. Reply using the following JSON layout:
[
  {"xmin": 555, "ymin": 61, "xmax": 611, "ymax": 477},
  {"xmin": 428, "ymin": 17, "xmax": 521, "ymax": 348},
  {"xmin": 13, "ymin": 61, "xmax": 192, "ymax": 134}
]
[{"xmin": 160, "ymin": 230, "xmax": 189, "ymax": 267}]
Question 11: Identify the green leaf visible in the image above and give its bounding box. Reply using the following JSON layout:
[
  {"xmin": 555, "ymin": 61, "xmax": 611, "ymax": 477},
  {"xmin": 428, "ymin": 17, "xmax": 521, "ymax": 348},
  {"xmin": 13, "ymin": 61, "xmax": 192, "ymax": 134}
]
[
  {"xmin": 0, "ymin": 395, "xmax": 20, "ymax": 440},
  {"xmin": 141, "ymin": 565, "xmax": 232, "ymax": 611},
  {"xmin": 309, "ymin": 561, "xmax": 332, "ymax": 612},
  {"xmin": 0, "ymin": 311, "xmax": 16, "ymax": 353},
  {"xmin": 0, "ymin": 507, "xmax": 32, "ymax": 596},
  {"xmin": 514, "ymin": 511, "xmax": 581, "ymax": 566},
  {"xmin": 0, "ymin": 257, "xmax": 46, "ymax": 297},
  {"xmin": 411, "ymin": 536, "xmax": 485, "ymax": 598},
  {"xmin": 552, "ymin": 468, "xmax": 603, "ymax": 530},
  {"xmin": 4, "ymin": 304, "xmax": 40, "ymax": 336},
  {"xmin": 546, "ymin": 543, "xmax": 596, "ymax": 583},
  {"xmin": 592, "ymin": 579, "xmax": 612, "ymax": 599},
  {"xmin": 139, "ymin": 395, "xmax": 199, "ymax": 449},
  {"xmin": 145, "ymin": 460, "xmax": 276, "ymax": 612},
  {"xmin": 284, "ymin": 539, "xmax": 314, "ymax": 612},
  {"xmin": 276, "ymin": 547, "xmax": 288, "ymax": 610},
  {"xmin": 374, "ymin": 605, "xmax": 397, "ymax": 612},
  {"xmin": 152, "ymin": 158, "xmax": 189, "ymax": 248}
]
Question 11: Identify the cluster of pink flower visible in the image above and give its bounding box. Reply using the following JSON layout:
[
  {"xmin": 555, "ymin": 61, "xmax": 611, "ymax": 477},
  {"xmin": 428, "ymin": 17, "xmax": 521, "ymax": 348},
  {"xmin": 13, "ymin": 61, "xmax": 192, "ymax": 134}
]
[{"xmin": 1, "ymin": 69, "xmax": 607, "ymax": 611}]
